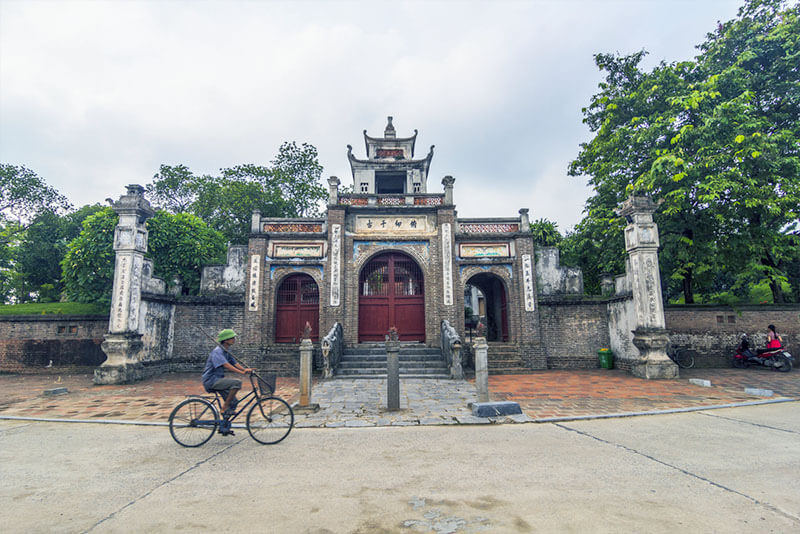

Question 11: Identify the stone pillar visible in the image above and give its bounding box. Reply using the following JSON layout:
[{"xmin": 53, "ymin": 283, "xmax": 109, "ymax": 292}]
[
  {"xmin": 442, "ymin": 175, "xmax": 455, "ymax": 205},
  {"xmin": 299, "ymin": 339, "xmax": 313, "ymax": 406},
  {"xmin": 386, "ymin": 328, "xmax": 400, "ymax": 411},
  {"xmin": 250, "ymin": 209, "xmax": 261, "ymax": 234},
  {"xmin": 327, "ymin": 176, "xmax": 340, "ymax": 206},
  {"xmin": 600, "ymin": 273, "xmax": 615, "ymax": 296},
  {"xmin": 474, "ymin": 336, "xmax": 489, "ymax": 402},
  {"xmin": 95, "ymin": 185, "xmax": 154, "ymax": 385},
  {"xmin": 616, "ymin": 195, "xmax": 677, "ymax": 379},
  {"xmin": 450, "ymin": 341, "xmax": 464, "ymax": 380},
  {"xmin": 519, "ymin": 208, "xmax": 530, "ymax": 230}
]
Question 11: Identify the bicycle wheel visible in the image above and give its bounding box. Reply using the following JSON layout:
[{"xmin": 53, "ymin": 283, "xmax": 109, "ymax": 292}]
[
  {"xmin": 246, "ymin": 396, "xmax": 294, "ymax": 445},
  {"xmin": 169, "ymin": 398, "xmax": 218, "ymax": 447},
  {"xmin": 675, "ymin": 349, "xmax": 695, "ymax": 369}
]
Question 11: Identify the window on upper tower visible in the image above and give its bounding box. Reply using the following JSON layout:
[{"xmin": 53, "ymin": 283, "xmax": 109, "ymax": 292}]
[
  {"xmin": 375, "ymin": 171, "xmax": 405, "ymax": 194},
  {"xmin": 360, "ymin": 182, "xmax": 369, "ymax": 193},
  {"xmin": 413, "ymin": 182, "xmax": 421, "ymax": 193}
]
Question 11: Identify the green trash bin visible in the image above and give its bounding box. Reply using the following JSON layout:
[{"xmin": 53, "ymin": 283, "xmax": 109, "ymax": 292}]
[{"xmin": 598, "ymin": 349, "xmax": 614, "ymax": 369}]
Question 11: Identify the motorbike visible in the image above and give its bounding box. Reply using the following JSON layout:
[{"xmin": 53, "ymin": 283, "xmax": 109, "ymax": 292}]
[{"xmin": 732, "ymin": 334, "xmax": 793, "ymax": 372}]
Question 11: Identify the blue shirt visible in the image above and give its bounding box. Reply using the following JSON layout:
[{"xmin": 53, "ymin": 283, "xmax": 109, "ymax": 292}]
[{"xmin": 201, "ymin": 346, "xmax": 236, "ymax": 392}]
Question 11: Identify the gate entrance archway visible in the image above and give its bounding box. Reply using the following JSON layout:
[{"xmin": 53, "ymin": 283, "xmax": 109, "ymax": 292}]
[
  {"xmin": 358, "ymin": 252, "xmax": 425, "ymax": 342},
  {"xmin": 275, "ymin": 274, "xmax": 319, "ymax": 343},
  {"xmin": 465, "ymin": 273, "xmax": 509, "ymax": 342}
]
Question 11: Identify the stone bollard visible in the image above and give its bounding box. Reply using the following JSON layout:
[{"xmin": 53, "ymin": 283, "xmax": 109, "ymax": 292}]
[
  {"xmin": 451, "ymin": 341, "xmax": 464, "ymax": 380},
  {"xmin": 386, "ymin": 327, "xmax": 400, "ymax": 411},
  {"xmin": 474, "ymin": 336, "xmax": 489, "ymax": 402},
  {"xmin": 299, "ymin": 338, "xmax": 313, "ymax": 407}
]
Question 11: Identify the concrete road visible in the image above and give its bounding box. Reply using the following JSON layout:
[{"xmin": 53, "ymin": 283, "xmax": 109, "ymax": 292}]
[{"xmin": 2, "ymin": 402, "xmax": 799, "ymax": 533}]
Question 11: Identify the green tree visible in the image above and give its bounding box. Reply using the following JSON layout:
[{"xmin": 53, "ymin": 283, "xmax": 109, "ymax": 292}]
[
  {"xmin": 146, "ymin": 211, "xmax": 227, "ymax": 295},
  {"xmin": 61, "ymin": 208, "xmax": 227, "ymax": 302},
  {"xmin": 0, "ymin": 164, "xmax": 71, "ymax": 228},
  {"xmin": 15, "ymin": 205, "xmax": 106, "ymax": 303},
  {"xmin": 0, "ymin": 221, "xmax": 23, "ymax": 303},
  {"xmin": 145, "ymin": 164, "xmax": 200, "ymax": 213},
  {"xmin": 269, "ymin": 141, "xmax": 327, "ymax": 217},
  {"xmin": 569, "ymin": 0, "xmax": 800, "ymax": 303},
  {"xmin": 529, "ymin": 218, "xmax": 563, "ymax": 247},
  {"xmin": 61, "ymin": 208, "xmax": 118, "ymax": 304},
  {"xmin": 144, "ymin": 142, "xmax": 327, "ymax": 244}
]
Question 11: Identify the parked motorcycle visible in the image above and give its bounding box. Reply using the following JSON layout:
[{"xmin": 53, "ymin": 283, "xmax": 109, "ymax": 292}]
[{"xmin": 732, "ymin": 334, "xmax": 793, "ymax": 372}]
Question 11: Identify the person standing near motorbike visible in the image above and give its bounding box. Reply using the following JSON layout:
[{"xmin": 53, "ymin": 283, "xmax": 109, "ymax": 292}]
[{"xmin": 766, "ymin": 324, "xmax": 783, "ymax": 349}]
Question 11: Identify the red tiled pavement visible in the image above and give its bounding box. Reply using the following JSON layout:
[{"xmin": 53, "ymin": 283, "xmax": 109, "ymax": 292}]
[
  {"xmin": 0, "ymin": 367, "xmax": 797, "ymax": 424},
  {"xmin": 490, "ymin": 368, "xmax": 799, "ymax": 420},
  {"xmin": 0, "ymin": 372, "xmax": 300, "ymax": 422}
]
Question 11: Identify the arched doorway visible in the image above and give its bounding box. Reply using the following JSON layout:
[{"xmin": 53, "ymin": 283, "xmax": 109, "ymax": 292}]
[
  {"xmin": 275, "ymin": 273, "xmax": 319, "ymax": 343},
  {"xmin": 359, "ymin": 252, "xmax": 425, "ymax": 342},
  {"xmin": 465, "ymin": 273, "xmax": 509, "ymax": 342}
]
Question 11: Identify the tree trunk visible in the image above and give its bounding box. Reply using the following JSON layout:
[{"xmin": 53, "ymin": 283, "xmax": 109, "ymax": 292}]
[
  {"xmin": 682, "ymin": 269, "xmax": 694, "ymax": 304},
  {"xmin": 770, "ymin": 278, "xmax": 785, "ymax": 304}
]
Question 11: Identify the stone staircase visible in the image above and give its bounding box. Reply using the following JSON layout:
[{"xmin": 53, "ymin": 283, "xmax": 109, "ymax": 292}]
[
  {"xmin": 334, "ymin": 343, "xmax": 449, "ymax": 379},
  {"xmin": 487, "ymin": 343, "xmax": 532, "ymax": 374}
]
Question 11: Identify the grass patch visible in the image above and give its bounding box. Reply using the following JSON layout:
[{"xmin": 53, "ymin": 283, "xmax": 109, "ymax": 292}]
[{"xmin": 0, "ymin": 302, "xmax": 109, "ymax": 316}]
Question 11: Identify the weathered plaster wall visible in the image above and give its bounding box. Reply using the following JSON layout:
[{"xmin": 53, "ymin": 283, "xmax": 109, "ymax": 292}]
[
  {"xmin": 138, "ymin": 297, "xmax": 174, "ymax": 363},
  {"xmin": 535, "ymin": 247, "xmax": 583, "ymax": 296},
  {"xmin": 607, "ymin": 297, "xmax": 638, "ymax": 370},
  {"xmin": 200, "ymin": 245, "xmax": 248, "ymax": 296}
]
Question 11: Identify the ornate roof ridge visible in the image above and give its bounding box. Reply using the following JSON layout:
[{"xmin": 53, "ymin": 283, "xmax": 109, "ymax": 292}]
[{"xmin": 348, "ymin": 144, "xmax": 433, "ymax": 166}]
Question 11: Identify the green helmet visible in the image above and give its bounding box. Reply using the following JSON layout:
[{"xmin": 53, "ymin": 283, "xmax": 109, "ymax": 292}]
[{"xmin": 217, "ymin": 329, "xmax": 237, "ymax": 343}]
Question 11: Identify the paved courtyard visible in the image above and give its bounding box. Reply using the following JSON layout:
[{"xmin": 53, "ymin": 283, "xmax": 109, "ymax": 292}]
[{"xmin": 1, "ymin": 367, "xmax": 797, "ymax": 427}]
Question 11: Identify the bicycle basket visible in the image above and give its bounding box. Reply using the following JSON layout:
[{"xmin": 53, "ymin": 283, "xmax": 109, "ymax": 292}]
[{"xmin": 257, "ymin": 374, "xmax": 276, "ymax": 396}]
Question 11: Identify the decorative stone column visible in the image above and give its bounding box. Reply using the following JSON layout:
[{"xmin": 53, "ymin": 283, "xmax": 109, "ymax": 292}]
[
  {"xmin": 327, "ymin": 176, "xmax": 340, "ymax": 205},
  {"xmin": 386, "ymin": 327, "xmax": 400, "ymax": 411},
  {"xmin": 95, "ymin": 185, "xmax": 154, "ymax": 384},
  {"xmin": 442, "ymin": 175, "xmax": 455, "ymax": 205},
  {"xmin": 474, "ymin": 336, "xmax": 489, "ymax": 402},
  {"xmin": 616, "ymin": 195, "xmax": 678, "ymax": 379}
]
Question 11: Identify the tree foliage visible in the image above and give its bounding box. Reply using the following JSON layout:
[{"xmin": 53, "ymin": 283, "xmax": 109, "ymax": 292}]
[
  {"xmin": 145, "ymin": 141, "xmax": 327, "ymax": 244},
  {"xmin": 61, "ymin": 208, "xmax": 118, "ymax": 304},
  {"xmin": 146, "ymin": 211, "xmax": 227, "ymax": 295},
  {"xmin": 529, "ymin": 218, "xmax": 563, "ymax": 247},
  {"xmin": 61, "ymin": 208, "xmax": 227, "ymax": 303},
  {"xmin": 0, "ymin": 164, "xmax": 71, "ymax": 225},
  {"xmin": 568, "ymin": 0, "xmax": 800, "ymax": 303},
  {"xmin": 13, "ymin": 205, "xmax": 105, "ymax": 303}
]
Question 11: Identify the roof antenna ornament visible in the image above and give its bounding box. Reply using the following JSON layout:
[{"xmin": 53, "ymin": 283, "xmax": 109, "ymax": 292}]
[{"xmin": 384, "ymin": 116, "xmax": 396, "ymax": 139}]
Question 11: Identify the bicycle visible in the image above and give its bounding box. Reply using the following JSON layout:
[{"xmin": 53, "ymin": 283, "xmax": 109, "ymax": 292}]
[
  {"xmin": 168, "ymin": 371, "xmax": 294, "ymax": 447},
  {"xmin": 667, "ymin": 346, "xmax": 695, "ymax": 369}
]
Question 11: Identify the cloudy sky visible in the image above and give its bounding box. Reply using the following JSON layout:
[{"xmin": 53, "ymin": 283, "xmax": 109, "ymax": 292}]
[{"xmin": 1, "ymin": 0, "xmax": 743, "ymax": 232}]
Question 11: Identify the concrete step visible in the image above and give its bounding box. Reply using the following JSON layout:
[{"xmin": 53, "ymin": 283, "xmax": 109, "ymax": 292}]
[{"xmin": 335, "ymin": 345, "xmax": 448, "ymax": 379}]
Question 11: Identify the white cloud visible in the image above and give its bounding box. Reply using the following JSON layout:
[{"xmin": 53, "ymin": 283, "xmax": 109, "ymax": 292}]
[{"xmin": 1, "ymin": 0, "xmax": 743, "ymax": 228}]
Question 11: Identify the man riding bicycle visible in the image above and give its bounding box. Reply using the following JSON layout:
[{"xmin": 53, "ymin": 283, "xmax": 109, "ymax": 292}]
[{"xmin": 201, "ymin": 329, "xmax": 253, "ymax": 434}]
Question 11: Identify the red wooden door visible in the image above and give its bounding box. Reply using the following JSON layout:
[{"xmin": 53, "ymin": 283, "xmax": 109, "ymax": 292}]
[
  {"xmin": 275, "ymin": 274, "xmax": 319, "ymax": 343},
  {"xmin": 499, "ymin": 285, "xmax": 509, "ymax": 342},
  {"xmin": 359, "ymin": 253, "xmax": 424, "ymax": 342}
]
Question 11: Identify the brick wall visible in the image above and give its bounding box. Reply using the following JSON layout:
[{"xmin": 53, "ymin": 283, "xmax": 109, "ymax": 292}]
[
  {"xmin": 170, "ymin": 297, "xmax": 245, "ymax": 371},
  {"xmin": 665, "ymin": 305, "xmax": 799, "ymax": 367},
  {"xmin": 538, "ymin": 298, "xmax": 611, "ymax": 369},
  {"xmin": 0, "ymin": 315, "xmax": 108, "ymax": 373}
]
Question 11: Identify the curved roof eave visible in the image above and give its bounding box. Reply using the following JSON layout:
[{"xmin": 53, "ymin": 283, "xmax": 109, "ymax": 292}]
[
  {"xmin": 363, "ymin": 129, "xmax": 419, "ymax": 157},
  {"xmin": 348, "ymin": 144, "xmax": 434, "ymax": 170}
]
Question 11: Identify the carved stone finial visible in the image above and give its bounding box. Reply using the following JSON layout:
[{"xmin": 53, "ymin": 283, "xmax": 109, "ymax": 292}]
[
  {"xmin": 476, "ymin": 321, "xmax": 487, "ymax": 338},
  {"xmin": 302, "ymin": 321, "xmax": 312, "ymax": 341},
  {"xmin": 388, "ymin": 326, "xmax": 399, "ymax": 342},
  {"xmin": 384, "ymin": 116, "xmax": 396, "ymax": 138}
]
